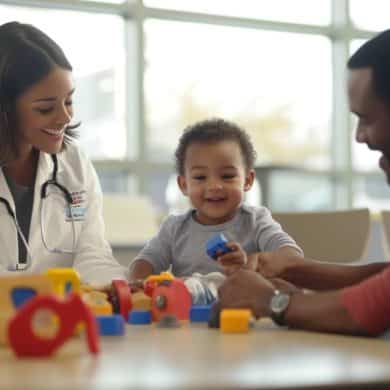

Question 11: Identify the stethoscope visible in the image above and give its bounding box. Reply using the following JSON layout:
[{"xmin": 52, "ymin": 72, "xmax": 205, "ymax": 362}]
[{"xmin": 0, "ymin": 154, "xmax": 77, "ymax": 271}]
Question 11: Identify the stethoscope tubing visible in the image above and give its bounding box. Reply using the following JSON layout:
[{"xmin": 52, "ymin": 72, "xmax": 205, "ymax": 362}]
[{"xmin": 0, "ymin": 154, "xmax": 77, "ymax": 271}]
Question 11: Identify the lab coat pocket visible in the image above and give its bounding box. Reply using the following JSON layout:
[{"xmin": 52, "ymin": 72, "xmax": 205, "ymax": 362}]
[{"xmin": 42, "ymin": 196, "xmax": 82, "ymax": 252}]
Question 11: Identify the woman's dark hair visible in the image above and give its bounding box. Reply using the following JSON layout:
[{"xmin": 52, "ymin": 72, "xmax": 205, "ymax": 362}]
[
  {"xmin": 0, "ymin": 21, "xmax": 79, "ymax": 164},
  {"xmin": 348, "ymin": 29, "xmax": 390, "ymax": 102},
  {"xmin": 175, "ymin": 118, "xmax": 257, "ymax": 175}
]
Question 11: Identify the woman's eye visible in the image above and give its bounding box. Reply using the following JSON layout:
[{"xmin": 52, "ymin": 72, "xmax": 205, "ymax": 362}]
[
  {"xmin": 222, "ymin": 175, "xmax": 235, "ymax": 179},
  {"xmin": 193, "ymin": 176, "xmax": 206, "ymax": 180},
  {"xmin": 65, "ymin": 100, "xmax": 73, "ymax": 107},
  {"xmin": 35, "ymin": 107, "xmax": 53, "ymax": 115}
]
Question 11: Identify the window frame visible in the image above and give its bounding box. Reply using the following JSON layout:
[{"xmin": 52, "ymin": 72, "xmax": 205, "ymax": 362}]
[{"xmin": 0, "ymin": 0, "xmax": 383, "ymax": 210}]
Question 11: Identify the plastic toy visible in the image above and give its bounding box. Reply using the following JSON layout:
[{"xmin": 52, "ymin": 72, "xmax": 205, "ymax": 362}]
[
  {"xmin": 145, "ymin": 272, "xmax": 174, "ymax": 283},
  {"xmin": 82, "ymin": 290, "xmax": 113, "ymax": 316},
  {"xmin": 156, "ymin": 314, "xmax": 180, "ymax": 328},
  {"xmin": 44, "ymin": 268, "xmax": 81, "ymax": 296},
  {"xmin": 206, "ymin": 233, "xmax": 231, "ymax": 260},
  {"xmin": 220, "ymin": 309, "xmax": 251, "ymax": 333},
  {"xmin": 128, "ymin": 310, "xmax": 152, "ymax": 325},
  {"xmin": 7, "ymin": 293, "xmax": 99, "ymax": 357},
  {"xmin": 132, "ymin": 291, "xmax": 152, "ymax": 311},
  {"xmin": 151, "ymin": 279, "xmax": 191, "ymax": 322},
  {"xmin": 190, "ymin": 305, "xmax": 212, "ymax": 322},
  {"xmin": 108, "ymin": 280, "xmax": 132, "ymax": 320},
  {"xmin": 0, "ymin": 274, "xmax": 54, "ymax": 345},
  {"xmin": 96, "ymin": 314, "xmax": 125, "ymax": 335},
  {"xmin": 208, "ymin": 301, "xmax": 221, "ymax": 328}
]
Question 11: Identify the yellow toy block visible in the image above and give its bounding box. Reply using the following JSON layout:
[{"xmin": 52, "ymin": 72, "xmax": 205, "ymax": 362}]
[
  {"xmin": 220, "ymin": 309, "xmax": 252, "ymax": 333},
  {"xmin": 145, "ymin": 272, "xmax": 174, "ymax": 284},
  {"xmin": 81, "ymin": 290, "xmax": 113, "ymax": 316},
  {"xmin": 0, "ymin": 274, "xmax": 54, "ymax": 345},
  {"xmin": 132, "ymin": 291, "xmax": 152, "ymax": 311},
  {"xmin": 44, "ymin": 268, "xmax": 81, "ymax": 297}
]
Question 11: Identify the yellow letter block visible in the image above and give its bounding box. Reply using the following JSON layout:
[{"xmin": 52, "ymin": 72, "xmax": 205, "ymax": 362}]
[
  {"xmin": 44, "ymin": 268, "xmax": 81, "ymax": 297},
  {"xmin": 220, "ymin": 309, "xmax": 252, "ymax": 333}
]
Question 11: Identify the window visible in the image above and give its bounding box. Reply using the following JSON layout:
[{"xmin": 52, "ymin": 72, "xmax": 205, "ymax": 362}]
[
  {"xmin": 1, "ymin": 0, "xmax": 387, "ymax": 212},
  {"xmin": 145, "ymin": 20, "xmax": 331, "ymax": 169},
  {"xmin": 350, "ymin": 0, "xmax": 390, "ymax": 31},
  {"xmin": 0, "ymin": 4, "xmax": 127, "ymax": 160},
  {"xmin": 144, "ymin": 0, "xmax": 331, "ymax": 25}
]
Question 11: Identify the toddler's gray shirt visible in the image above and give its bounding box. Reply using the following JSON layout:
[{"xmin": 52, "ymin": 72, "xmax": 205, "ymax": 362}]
[{"xmin": 132, "ymin": 204, "xmax": 303, "ymax": 277}]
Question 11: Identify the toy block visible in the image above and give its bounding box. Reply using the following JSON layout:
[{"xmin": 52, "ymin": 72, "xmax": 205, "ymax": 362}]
[
  {"xmin": 132, "ymin": 291, "xmax": 152, "ymax": 311},
  {"xmin": 190, "ymin": 305, "xmax": 212, "ymax": 322},
  {"xmin": 151, "ymin": 279, "xmax": 192, "ymax": 322},
  {"xmin": 82, "ymin": 290, "xmax": 113, "ymax": 316},
  {"xmin": 0, "ymin": 274, "xmax": 54, "ymax": 345},
  {"xmin": 44, "ymin": 268, "xmax": 81, "ymax": 297},
  {"xmin": 128, "ymin": 310, "xmax": 152, "ymax": 325},
  {"xmin": 220, "ymin": 309, "xmax": 252, "ymax": 333},
  {"xmin": 96, "ymin": 315, "xmax": 125, "ymax": 335},
  {"xmin": 206, "ymin": 233, "xmax": 231, "ymax": 260},
  {"xmin": 12, "ymin": 288, "xmax": 37, "ymax": 308}
]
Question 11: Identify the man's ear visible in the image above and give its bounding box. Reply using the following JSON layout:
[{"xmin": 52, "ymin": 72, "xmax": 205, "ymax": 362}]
[
  {"xmin": 177, "ymin": 175, "xmax": 188, "ymax": 196},
  {"xmin": 244, "ymin": 169, "xmax": 255, "ymax": 192}
]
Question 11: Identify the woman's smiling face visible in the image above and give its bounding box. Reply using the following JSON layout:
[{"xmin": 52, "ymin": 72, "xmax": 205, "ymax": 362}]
[{"xmin": 15, "ymin": 67, "xmax": 75, "ymax": 157}]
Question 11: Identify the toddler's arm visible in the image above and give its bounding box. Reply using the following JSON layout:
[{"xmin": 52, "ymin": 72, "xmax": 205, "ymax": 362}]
[{"xmin": 128, "ymin": 259, "xmax": 155, "ymax": 282}]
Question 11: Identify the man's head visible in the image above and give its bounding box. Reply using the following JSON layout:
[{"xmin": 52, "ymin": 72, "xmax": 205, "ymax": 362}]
[{"xmin": 348, "ymin": 30, "xmax": 390, "ymax": 183}]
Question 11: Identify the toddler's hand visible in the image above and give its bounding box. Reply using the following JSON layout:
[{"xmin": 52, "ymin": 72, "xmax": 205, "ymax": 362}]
[{"xmin": 217, "ymin": 241, "xmax": 248, "ymax": 275}]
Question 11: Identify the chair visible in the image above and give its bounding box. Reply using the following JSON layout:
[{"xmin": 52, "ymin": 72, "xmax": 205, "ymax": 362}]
[
  {"xmin": 380, "ymin": 211, "xmax": 390, "ymax": 258},
  {"xmin": 102, "ymin": 194, "xmax": 159, "ymax": 246},
  {"xmin": 272, "ymin": 208, "xmax": 370, "ymax": 262}
]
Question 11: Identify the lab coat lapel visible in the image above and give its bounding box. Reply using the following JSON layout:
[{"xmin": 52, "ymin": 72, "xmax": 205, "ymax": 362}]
[
  {"xmin": 28, "ymin": 152, "xmax": 53, "ymax": 259},
  {"xmin": 0, "ymin": 168, "xmax": 18, "ymax": 267}
]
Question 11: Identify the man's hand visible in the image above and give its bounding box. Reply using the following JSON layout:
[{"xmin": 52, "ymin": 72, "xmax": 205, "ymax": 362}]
[
  {"xmin": 217, "ymin": 241, "xmax": 248, "ymax": 275},
  {"xmin": 255, "ymin": 248, "xmax": 304, "ymax": 279},
  {"xmin": 218, "ymin": 269, "xmax": 275, "ymax": 318}
]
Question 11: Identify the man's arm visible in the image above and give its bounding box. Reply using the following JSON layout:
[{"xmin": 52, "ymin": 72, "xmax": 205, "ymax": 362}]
[
  {"xmin": 256, "ymin": 252, "xmax": 389, "ymax": 290},
  {"xmin": 281, "ymin": 258, "xmax": 389, "ymax": 290},
  {"xmin": 217, "ymin": 269, "xmax": 370, "ymax": 336},
  {"xmin": 283, "ymin": 290, "xmax": 368, "ymax": 335}
]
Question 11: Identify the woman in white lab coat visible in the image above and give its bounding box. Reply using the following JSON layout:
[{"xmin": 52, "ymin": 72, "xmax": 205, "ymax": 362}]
[{"xmin": 0, "ymin": 21, "xmax": 127, "ymax": 285}]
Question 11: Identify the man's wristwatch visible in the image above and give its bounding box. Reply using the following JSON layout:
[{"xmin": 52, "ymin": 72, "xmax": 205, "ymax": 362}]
[{"xmin": 269, "ymin": 290, "xmax": 291, "ymax": 326}]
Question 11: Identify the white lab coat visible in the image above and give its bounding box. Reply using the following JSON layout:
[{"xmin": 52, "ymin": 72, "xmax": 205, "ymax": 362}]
[{"xmin": 0, "ymin": 142, "xmax": 128, "ymax": 285}]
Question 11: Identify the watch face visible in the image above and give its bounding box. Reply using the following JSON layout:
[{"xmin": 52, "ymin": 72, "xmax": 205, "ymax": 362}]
[{"xmin": 271, "ymin": 292, "xmax": 290, "ymax": 314}]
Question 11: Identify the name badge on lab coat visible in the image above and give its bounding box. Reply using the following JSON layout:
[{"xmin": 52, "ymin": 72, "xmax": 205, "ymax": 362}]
[{"xmin": 65, "ymin": 190, "xmax": 87, "ymax": 222}]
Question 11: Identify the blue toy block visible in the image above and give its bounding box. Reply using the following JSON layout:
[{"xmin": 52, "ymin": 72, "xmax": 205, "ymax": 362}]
[
  {"xmin": 190, "ymin": 305, "xmax": 212, "ymax": 322},
  {"xmin": 128, "ymin": 310, "xmax": 152, "ymax": 325},
  {"xmin": 96, "ymin": 314, "xmax": 125, "ymax": 336},
  {"xmin": 11, "ymin": 288, "xmax": 37, "ymax": 308},
  {"xmin": 206, "ymin": 233, "xmax": 231, "ymax": 260}
]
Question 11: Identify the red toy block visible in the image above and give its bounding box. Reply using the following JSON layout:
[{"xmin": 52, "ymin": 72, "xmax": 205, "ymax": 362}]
[
  {"xmin": 7, "ymin": 293, "xmax": 99, "ymax": 357},
  {"xmin": 151, "ymin": 279, "xmax": 191, "ymax": 322}
]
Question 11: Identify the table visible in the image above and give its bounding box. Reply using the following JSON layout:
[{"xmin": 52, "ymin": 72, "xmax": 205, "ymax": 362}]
[{"xmin": 1, "ymin": 319, "xmax": 390, "ymax": 390}]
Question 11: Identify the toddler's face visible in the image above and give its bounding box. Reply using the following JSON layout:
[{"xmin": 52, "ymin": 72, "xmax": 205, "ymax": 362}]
[{"xmin": 177, "ymin": 140, "xmax": 254, "ymax": 225}]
